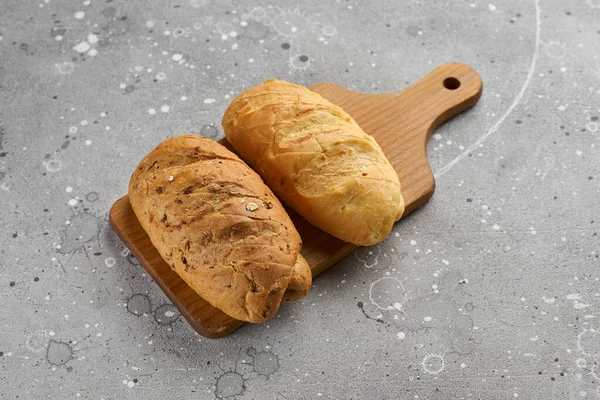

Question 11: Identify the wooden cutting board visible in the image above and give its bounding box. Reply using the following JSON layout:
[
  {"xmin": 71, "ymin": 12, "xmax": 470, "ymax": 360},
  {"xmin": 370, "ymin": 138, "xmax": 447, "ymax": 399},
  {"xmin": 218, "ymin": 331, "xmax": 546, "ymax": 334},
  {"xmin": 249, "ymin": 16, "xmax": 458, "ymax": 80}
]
[{"xmin": 109, "ymin": 63, "xmax": 483, "ymax": 338}]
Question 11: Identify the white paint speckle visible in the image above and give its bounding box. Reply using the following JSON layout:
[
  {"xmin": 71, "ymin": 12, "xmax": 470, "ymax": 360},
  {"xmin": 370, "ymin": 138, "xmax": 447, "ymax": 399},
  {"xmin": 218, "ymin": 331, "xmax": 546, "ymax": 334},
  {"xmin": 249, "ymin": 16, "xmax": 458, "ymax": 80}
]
[
  {"xmin": 172, "ymin": 53, "xmax": 183, "ymax": 62},
  {"xmin": 424, "ymin": 316, "xmax": 432, "ymax": 322},
  {"xmin": 68, "ymin": 199, "xmax": 78, "ymax": 207},
  {"xmin": 87, "ymin": 34, "xmax": 98, "ymax": 44},
  {"xmin": 73, "ymin": 41, "xmax": 91, "ymax": 53},
  {"xmin": 160, "ymin": 105, "xmax": 170, "ymax": 113},
  {"xmin": 65, "ymin": 186, "xmax": 73, "ymax": 193},
  {"xmin": 148, "ymin": 108, "xmax": 156, "ymax": 115},
  {"xmin": 168, "ymin": 175, "xmax": 174, "ymax": 182},
  {"xmin": 85, "ymin": 140, "xmax": 92, "ymax": 146},
  {"xmin": 74, "ymin": 11, "xmax": 86, "ymax": 19},
  {"xmin": 397, "ymin": 331, "xmax": 405, "ymax": 340},
  {"xmin": 105, "ymin": 257, "xmax": 116, "ymax": 268},
  {"xmin": 492, "ymin": 224, "xmax": 500, "ymax": 230},
  {"xmin": 488, "ymin": 4, "xmax": 497, "ymax": 11},
  {"xmin": 204, "ymin": 98, "xmax": 215, "ymax": 104},
  {"xmin": 575, "ymin": 303, "xmax": 590, "ymax": 310}
]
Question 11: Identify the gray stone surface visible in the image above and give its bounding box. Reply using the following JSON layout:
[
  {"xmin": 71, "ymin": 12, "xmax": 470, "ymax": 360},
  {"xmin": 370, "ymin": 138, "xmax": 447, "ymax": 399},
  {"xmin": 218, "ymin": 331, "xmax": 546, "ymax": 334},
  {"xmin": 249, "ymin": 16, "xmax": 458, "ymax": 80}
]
[{"xmin": 0, "ymin": 0, "xmax": 599, "ymax": 398}]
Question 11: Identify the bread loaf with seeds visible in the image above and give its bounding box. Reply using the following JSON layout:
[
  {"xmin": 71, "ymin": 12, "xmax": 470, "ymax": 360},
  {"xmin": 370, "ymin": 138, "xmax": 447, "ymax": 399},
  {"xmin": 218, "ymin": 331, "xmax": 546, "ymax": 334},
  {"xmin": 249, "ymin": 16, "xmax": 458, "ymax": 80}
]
[{"xmin": 128, "ymin": 135, "xmax": 311, "ymax": 323}]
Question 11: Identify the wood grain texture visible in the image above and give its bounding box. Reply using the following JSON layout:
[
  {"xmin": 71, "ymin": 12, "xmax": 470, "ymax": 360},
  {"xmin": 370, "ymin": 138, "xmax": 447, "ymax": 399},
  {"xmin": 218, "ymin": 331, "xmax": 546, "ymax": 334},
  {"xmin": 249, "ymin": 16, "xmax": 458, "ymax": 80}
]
[{"xmin": 109, "ymin": 63, "xmax": 483, "ymax": 338}]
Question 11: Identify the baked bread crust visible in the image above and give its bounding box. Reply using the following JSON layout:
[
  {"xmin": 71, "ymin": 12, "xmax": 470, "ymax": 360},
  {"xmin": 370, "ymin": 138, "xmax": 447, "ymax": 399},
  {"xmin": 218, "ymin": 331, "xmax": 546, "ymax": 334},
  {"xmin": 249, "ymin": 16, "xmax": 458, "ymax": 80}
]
[
  {"xmin": 222, "ymin": 79, "xmax": 404, "ymax": 246},
  {"xmin": 128, "ymin": 135, "xmax": 311, "ymax": 323}
]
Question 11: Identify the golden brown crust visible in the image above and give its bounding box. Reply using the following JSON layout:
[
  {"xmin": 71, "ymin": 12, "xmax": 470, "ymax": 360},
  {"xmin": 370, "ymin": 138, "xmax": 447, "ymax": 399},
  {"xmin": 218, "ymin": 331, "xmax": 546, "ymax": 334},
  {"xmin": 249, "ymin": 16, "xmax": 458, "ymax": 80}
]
[
  {"xmin": 128, "ymin": 135, "xmax": 311, "ymax": 323},
  {"xmin": 222, "ymin": 79, "xmax": 404, "ymax": 246},
  {"xmin": 281, "ymin": 255, "xmax": 311, "ymax": 302}
]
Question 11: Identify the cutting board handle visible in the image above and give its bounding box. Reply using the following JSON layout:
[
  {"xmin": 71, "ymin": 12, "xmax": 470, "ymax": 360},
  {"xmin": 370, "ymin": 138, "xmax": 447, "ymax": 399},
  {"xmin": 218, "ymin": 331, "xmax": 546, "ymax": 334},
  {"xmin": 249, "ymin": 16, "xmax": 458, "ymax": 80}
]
[
  {"xmin": 310, "ymin": 63, "xmax": 483, "ymax": 215},
  {"xmin": 394, "ymin": 63, "xmax": 483, "ymax": 144}
]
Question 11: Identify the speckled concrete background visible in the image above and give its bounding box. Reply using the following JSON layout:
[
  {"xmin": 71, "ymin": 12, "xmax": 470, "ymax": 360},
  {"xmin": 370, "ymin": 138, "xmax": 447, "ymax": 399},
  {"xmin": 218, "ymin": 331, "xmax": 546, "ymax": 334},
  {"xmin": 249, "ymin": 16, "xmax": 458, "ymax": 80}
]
[{"xmin": 1, "ymin": 0, "xmax": 599, "ymax": 399}]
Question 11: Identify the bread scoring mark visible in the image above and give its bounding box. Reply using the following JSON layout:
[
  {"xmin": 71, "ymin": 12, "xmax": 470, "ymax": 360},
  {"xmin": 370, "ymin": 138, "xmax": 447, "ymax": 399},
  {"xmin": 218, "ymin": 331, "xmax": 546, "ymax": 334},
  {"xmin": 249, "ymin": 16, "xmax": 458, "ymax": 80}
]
[{"xmin": 146, "ymin": 160, "xmax": 158, "ymax": 171}]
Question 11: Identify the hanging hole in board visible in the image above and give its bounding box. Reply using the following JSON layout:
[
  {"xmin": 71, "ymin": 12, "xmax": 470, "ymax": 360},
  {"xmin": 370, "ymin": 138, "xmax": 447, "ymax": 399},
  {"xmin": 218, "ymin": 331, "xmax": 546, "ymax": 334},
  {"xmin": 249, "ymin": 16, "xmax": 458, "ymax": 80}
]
[{"xmin": 443, "ymin": 77, "xmax": 461, "ymax": 90}]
